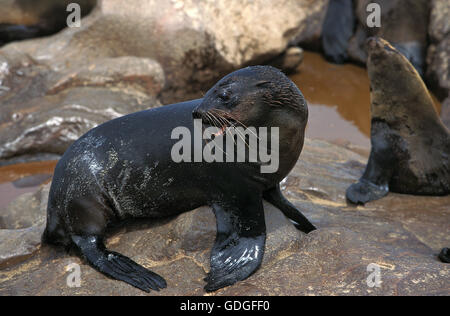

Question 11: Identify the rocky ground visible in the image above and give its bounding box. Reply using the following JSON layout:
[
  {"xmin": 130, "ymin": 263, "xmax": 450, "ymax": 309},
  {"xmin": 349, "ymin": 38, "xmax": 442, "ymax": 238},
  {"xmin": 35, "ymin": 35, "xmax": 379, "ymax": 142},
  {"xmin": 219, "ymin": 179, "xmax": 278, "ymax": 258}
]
[{"xmin": 0, "ymin": 139, "xmax": 448, "ymax": 296}]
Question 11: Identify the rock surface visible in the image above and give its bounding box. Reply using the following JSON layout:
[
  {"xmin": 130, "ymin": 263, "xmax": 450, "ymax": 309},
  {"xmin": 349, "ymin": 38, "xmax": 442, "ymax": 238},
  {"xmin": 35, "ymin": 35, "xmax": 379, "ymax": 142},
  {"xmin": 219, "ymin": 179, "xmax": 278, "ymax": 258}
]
[
  {"xmin": 442, "ymin": 97, "xmax": 450, "ymax": 129},
  {"xmin": 1, "ymin": 139, "xmax": 448, "ymax": 296},
  {"xmin": 427, "ymin": 0, "xmax": 450, "ymax": 128},
  {"xmin": 0, "ymin": 0, "xmax": 327, "ymax": 161}
]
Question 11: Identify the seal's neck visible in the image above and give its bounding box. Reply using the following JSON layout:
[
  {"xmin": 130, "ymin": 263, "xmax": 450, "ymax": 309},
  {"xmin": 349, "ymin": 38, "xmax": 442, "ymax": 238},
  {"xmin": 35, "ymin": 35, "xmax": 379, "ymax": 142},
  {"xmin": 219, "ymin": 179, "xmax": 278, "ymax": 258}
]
[{"xmin": 267, "ymin": 112, "xmax": 306, "ymax": 180}]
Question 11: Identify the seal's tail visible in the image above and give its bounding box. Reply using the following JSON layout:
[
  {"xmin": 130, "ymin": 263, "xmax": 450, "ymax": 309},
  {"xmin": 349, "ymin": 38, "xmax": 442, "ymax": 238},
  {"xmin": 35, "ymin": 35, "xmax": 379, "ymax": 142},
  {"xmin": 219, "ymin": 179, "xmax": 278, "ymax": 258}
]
[
  {"xmin": 41, "ymin": 203, "xmax": 71, "ymax": 247},
  {"xmin": 71, "ymin": 235, "xmax": 167, "ymax": 292}
]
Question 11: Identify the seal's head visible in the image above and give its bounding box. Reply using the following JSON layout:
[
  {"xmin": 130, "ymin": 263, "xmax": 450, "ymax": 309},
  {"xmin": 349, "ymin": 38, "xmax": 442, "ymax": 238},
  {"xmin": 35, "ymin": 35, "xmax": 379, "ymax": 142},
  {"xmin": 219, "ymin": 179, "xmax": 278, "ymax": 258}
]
[
  {"xmin": 366, "ymin": 37, "xmax": 438, "ymax": 125},
  {"xmin": 193, "ymin": 65, "xmax": 308, "ymax": 131},
  {"xmin": 193, "ymin": 65, "xmax": 308, "ymax": 179}
]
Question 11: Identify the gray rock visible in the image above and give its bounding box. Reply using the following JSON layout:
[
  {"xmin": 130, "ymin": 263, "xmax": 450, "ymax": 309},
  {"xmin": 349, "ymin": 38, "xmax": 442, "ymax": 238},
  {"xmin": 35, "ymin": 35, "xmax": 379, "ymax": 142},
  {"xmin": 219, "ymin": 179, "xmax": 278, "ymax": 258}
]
[
  {"xmin": 441, "ymin": 96, "xmax": 450, "ymax": 129},
  {"xmin": 0, "ymin": 183, "xmax": 48, "ymax": 269},
  {"xmin": 1, "ymin": 139, "xmax": 448, "ymax": 295},
  {"xmin": 270, "ymin": 46, "xmax": 304, "ymax": 73}
]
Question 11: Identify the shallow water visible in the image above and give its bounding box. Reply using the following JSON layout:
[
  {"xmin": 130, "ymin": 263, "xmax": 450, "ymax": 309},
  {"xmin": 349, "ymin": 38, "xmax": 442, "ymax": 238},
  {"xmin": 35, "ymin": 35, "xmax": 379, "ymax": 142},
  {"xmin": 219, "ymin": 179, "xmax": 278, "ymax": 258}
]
[{"xmin": 0, "ymin": 161, "xmax": 57, "ymax": 209}]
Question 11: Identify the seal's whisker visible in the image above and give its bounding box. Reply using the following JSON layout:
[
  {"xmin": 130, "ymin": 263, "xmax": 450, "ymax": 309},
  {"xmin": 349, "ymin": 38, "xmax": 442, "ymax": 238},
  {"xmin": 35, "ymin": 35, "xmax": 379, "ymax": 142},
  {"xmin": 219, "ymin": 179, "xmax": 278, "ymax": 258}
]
[
  {"xmin": 203, "ymin": 115, "xmax": 230, "ymax": 160},
  {"xmin": 235, "ymin": 128, "xmax": 250, "ymax": 149},
  {"xmin": 210, "ymin": 110, "xmax": 251, "ymax": 148},
  {"xmin": 209, "ymin": 112, "xmax": 226, "ymax": 131},
  {"xmin": 211, "ymin": 137, "xmax": 231, "ymax": 158},
  {"xmin": 204, "ymin": 111, "xmax": 233, "ymax": 159},
  {"xmin": 205, "ymin": 112, "xmax": 221, "ymax": 131},
  {"xmin": 212, "ymin": 109, "xmax": 260, "ymax": 141},
  {"xmin": 208, "ymin": 110, "xmax": 248, "ymax": 149},
  {"xmin": 212, "ymin": 113, "xmax": 237, "ymax": 145}
]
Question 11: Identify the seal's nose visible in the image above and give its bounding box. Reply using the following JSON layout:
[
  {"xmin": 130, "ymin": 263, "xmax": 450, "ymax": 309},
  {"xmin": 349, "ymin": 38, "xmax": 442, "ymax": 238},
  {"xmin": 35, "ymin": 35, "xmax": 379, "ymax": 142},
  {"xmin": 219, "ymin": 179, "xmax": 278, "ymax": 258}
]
[{"xmin": 366, "ymin": 37, "xmax": 379, "ymax": 49}]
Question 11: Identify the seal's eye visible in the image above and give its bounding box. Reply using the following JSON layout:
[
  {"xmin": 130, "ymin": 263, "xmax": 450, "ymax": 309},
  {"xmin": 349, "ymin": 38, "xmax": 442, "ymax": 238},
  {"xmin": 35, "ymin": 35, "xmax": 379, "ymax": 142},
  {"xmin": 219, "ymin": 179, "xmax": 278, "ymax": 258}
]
[
  {"xmin": 255, "ymin": 81, "xmax": 271, "ymax": 87},
  {"xmin": 219, "ymin": 89, "xmax": 232, "ymax": 101}
]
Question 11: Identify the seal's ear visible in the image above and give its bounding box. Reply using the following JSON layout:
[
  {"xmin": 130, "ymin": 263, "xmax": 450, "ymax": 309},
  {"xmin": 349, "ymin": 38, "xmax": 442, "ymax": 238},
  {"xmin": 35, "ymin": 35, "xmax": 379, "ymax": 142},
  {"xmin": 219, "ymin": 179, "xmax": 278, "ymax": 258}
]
[{"xmin": 255, "ymin": 80, "xmax": 271, "ymax": 87}]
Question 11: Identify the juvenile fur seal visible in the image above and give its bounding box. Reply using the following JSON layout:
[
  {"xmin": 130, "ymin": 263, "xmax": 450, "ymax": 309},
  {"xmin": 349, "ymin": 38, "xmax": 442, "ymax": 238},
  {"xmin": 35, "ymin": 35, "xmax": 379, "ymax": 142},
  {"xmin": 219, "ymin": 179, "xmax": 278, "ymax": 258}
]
[
  {"xmin": 43, "ymin": 65, "xmax": 316, "ymax": 292},
  {"xmin": 346, "ymin": 38, "xmax": 450, "ymax": 204}
]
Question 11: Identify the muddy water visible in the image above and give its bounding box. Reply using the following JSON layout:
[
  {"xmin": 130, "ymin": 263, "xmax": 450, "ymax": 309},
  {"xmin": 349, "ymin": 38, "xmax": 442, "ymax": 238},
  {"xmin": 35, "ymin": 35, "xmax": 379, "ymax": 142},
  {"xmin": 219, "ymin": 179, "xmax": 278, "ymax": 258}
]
[
  {"xmin": 291, "ymin": 51, "xmax": 442, "ymax": 148},
  {"xmin": 0, "ymin": 161, "xmax": 57, "ymax": 209},
  {"xmin": 0, "ymin": 51, "xmax": 443, "ymax": 209}
]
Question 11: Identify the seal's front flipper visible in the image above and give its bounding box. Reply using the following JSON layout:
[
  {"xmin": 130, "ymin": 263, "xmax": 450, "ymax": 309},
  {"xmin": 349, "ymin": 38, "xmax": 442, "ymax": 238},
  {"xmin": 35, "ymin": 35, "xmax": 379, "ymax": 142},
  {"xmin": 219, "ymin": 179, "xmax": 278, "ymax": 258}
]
[
  {"xmin": 346, "ymin": 120, "xmax": 396, "ymax": 204},
  {"xmin": 346, "ymin": 179, "xmax": 389, "ymax": 205},
  {"xmin": 439, "ymin": 248, "xmax": 450, "ymax": 263},
  {"xmin": 205, "ymin": 197, "xmax": 266, "ymax": 292},
  {"xmin": 72, "ymin": 235, "xmax": 167, "ymax": 292},
  {"xmin": 263, "ymin": 184, "xmax": 316, "ymax": 233}
]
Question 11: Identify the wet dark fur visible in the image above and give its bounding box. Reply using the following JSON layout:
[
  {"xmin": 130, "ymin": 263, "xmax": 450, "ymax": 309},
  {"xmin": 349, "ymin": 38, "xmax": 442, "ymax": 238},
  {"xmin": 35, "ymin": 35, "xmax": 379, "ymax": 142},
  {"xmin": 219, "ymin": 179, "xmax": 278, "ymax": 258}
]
[
  {"xmin": 346, "ymin": 38, "xmax": 450, "ymax": 204},
  {"xmin": 321, "ymin": 0, "xmax": 355, "ymax": 64},
  {"xmin": 43, "ymin": 66, "xmax": 315, "ymax": 292},
  {"xmin": 439, "ymin": 248, "xmax": 450, "ymax": 263}
]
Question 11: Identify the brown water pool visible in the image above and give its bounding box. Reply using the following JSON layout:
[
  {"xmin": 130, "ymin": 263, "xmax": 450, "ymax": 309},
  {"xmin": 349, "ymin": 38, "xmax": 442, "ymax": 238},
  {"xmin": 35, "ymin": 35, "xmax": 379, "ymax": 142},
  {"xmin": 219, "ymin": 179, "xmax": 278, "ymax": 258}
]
[{"xmin": 0, "ymin": 161, "xmax": 57, "ymax": 210}]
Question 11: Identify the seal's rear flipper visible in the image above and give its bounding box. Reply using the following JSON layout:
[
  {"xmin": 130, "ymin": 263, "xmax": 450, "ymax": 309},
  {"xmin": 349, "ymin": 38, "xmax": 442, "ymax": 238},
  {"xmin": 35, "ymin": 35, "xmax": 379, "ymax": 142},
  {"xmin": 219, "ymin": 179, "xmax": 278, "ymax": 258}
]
[
  {"xmin": 71, "ymin": 235, "xmax": 167, "ymax": 292},
  {"xmin": 439, "ymin": 248, "xmax": 450, "ymax": 263},
  {"xmin": 205, "ymin": 198, "xmax": 266, "ymax": 292},
  {"xmin": 263, "ymin": 184, "xmax": 316, "ymax": 233}
]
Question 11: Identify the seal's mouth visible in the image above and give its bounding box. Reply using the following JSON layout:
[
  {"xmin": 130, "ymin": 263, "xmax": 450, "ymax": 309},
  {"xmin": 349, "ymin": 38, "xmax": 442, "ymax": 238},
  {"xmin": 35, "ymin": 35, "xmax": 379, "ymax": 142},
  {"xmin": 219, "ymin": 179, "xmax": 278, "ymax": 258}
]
[{"xmin": 193, "ymin": 108, "xmax": 238, "ymax": 136}]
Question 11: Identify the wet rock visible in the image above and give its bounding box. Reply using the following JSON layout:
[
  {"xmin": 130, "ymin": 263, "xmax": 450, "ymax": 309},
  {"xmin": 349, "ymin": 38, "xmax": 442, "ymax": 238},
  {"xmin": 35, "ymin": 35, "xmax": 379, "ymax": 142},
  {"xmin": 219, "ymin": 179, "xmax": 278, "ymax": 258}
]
[
  {"xmin": 0, "ymin": 52, "xmax": 164, "ymax": 159},
  {"xmin": 428, "ymin": 0, "xmax": 450, "ymax": 43},
  {"xmin": 0, "ymin": 183, "xmax": 48, "ymax": 269},
  {"xmin": 0, "ymin": 0, "xmax": 326, "ymax": 161},
  {"xmin": 269, "ymin": 46, "xmax": 304, "ymax": 74},
  {"xmin": 0, "ymin": 139, "xmax": 448, "ymax": 295},
  {"xmin": 427, "ymin": 38, "xmax": 450, "ymax": 100},
  {"xmin": 0, "ymin": 153, "xmax": 61, "ymax": 167},
  {"xmin": 441, "ymin": 96, "xmax": 450, "ymax": 129},
  {"xmin": 12, "ymin": 174, "xmax": 52, "ymax": 188}
]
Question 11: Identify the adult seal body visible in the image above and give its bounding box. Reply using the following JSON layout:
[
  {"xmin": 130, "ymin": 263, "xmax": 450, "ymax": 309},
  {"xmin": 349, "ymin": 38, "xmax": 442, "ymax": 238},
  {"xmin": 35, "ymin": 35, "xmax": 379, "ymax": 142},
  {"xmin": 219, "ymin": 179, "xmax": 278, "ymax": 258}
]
[
  {"xmin": 346, "ymin": 38, "xmax": 450, "ymax": 204},
  {"xmin": 322, "ymin": 0, "xmax": 429, "ymax": 76},
  {"xmin": 43, "ymin": 66, "xmax": 315, "ymax": 292}
]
